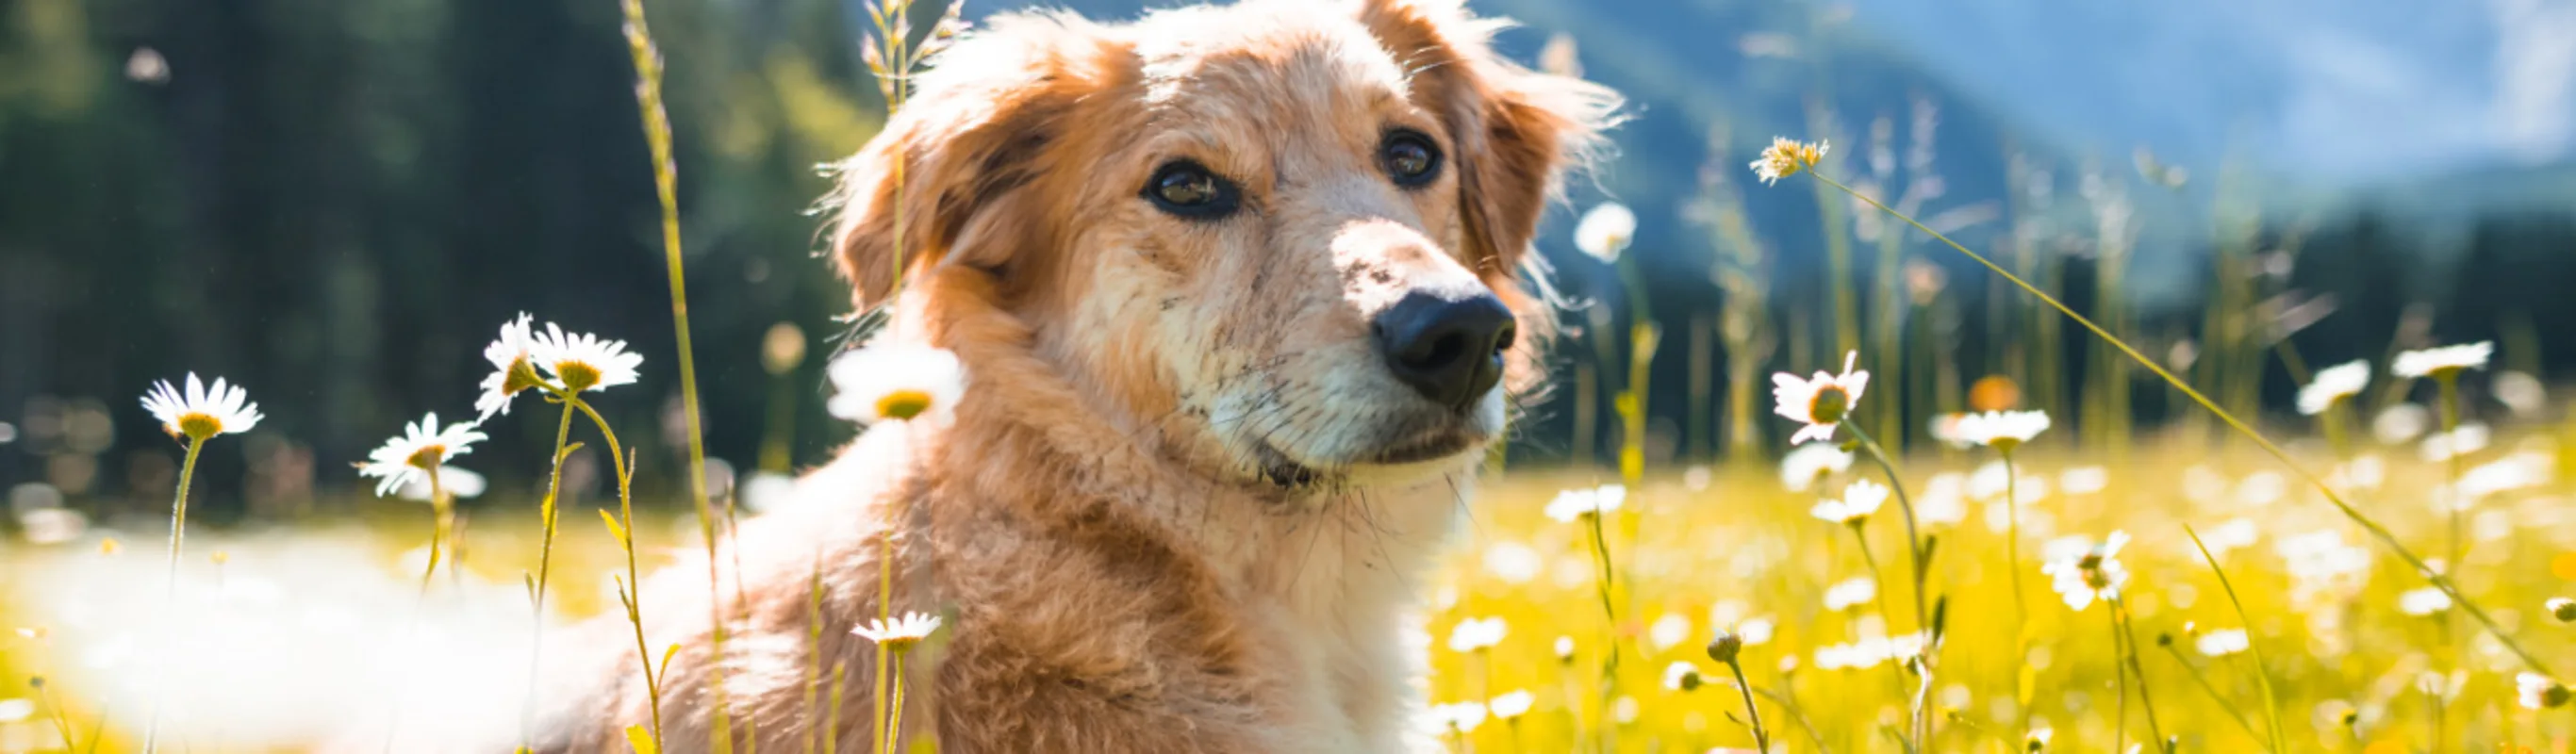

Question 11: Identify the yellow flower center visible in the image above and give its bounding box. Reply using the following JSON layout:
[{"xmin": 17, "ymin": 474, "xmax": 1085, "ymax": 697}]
[
  {"xmin": 2548, "ymin": 684, "xmax": 2573, "ymax": 709},
  {"xmin": 1990, "ymin": 436, "xmax": 2023, "ymax": 454},
  {"xmin": 876, "ymin": 389, "xmax": 935, "ymax": 421},
  {"xmin": 501, "ymin": 357, "xmax": 544, "ymax": 396},
  {"xmin": 556, "ymin": 361, "xmax": 603, "ymax": 393},
  {"xmin": 406, "ymin": 445, "xmax": 447, "ymax": 470},
  {"xmin": 1808, "ymin": 386, "xmax": 1849, "ymax": 425},
  {"xmin": 175, "ymin": 412, "xmax": 223, "ymax": 440}
]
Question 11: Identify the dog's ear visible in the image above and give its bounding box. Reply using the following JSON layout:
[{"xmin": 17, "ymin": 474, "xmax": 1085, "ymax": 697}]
[
  {"xmin": 1358, "ymin": 0, "xmax": 1621, "ymax": 278},
  {"xmin": 824, "ymin": 13, "xmax": 1115, "ymax": 309}
]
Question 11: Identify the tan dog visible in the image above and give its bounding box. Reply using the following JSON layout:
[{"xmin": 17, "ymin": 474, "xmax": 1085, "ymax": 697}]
[{"xmin": 537, "ymin": 0, "xmax": 1615, "ymax": 749}]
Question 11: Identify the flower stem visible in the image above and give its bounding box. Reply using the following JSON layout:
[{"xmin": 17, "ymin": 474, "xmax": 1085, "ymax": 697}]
[
  {"xmin": 2160, "ymin": 643, "xmax": 2264, "ymax": 744},
  {"xmin": 2184, "ymin": 525, "xmax": 2287, "ymax": 754},
  {"xmin": 2112, "ymin": 598, "xmax": 2170, "ymax": 752},
  {"xmin": 523, "ymin": 401, "xmax": 576, "ymax": 749},
  {"xmin": 874, "ymin": 530, "xmax": 895, "ymax": 754},
  {"xmin": 2002, "ymin": 450, "xmax": 2033, "ymax": 740},
  {"xmin": 140, "ymin": 436, "xmax": 204, "ymax": 754},
  {"xmin": 387, "ymin": 466, "xmax": 452, "ymax": 752},
  {"xmin": 571, "ymin": 396, "xmax": 662, "ymax": 748},
  {"xmin": 1805, "ymin": 171, "xmax": 2554, "ymax": 677},
  {"xmin": 883, "ymin": 651, "xmax": 911, "ymax": 754},
  {"xmin": 1842, "ymin": 421, "xmax": 1933, "ymax": 750},
  {"xmin": 1723, "ymin": 659, "xmax": 1771, "ymax": 751}
]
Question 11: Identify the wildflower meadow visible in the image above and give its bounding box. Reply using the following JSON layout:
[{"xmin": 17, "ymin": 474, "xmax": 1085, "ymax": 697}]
[{"xmin": 6, "ymin": 1, "xmax": 2576, "ymax": 753}]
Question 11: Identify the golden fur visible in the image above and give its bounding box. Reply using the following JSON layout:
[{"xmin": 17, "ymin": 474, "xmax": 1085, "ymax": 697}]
[{"xmin": 535, "ymin": 1, "xmax": 1615, "ymax": 750}]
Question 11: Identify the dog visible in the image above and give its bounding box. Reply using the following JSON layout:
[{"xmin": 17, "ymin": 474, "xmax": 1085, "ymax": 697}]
[{"xmin": 536, "ymin": 0, "xmax": 1616, "ymax": 749}]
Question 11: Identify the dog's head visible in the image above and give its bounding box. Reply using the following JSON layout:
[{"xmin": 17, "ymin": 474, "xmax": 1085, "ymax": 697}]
[{"xmin": 828, "ymin": 0, "xmax": 1617, "ymax": 491}]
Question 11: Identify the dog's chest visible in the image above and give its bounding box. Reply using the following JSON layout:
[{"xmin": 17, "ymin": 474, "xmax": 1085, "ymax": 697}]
[{"xmin": 1237, "ymin": 494, "xmax": 1456, "ymax": 752}]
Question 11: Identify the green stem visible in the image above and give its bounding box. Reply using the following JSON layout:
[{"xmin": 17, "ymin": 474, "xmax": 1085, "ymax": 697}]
[
  {"xmin": 2161, "ymin": 643, "xmax": 2264, "ymax": 745},
  {"xmin": 37, "ymin": 679, "xmax": 79, "ymax": 753},
  {"xmin": 1807, "ymin": 171, "xmax": 2553, "ymax": 676},
  {"xmin": 1723, "ymin": 660, "xmax": 1771, "ymax": 752},
  {"xmin": 883, "ymin": 651, "xmax": 910, "ymax": 754},
  {"xmin": 140, "ymin": 436, "xmax": 204, "ymax": 754},
  {"xmin": 2112, "ymin": 599, "xmax": 2169, "ymax": 752},
  {"xmin": 524, "ymin": 401, "xmax": 576, "ymax": 749},
  {"xmin": 2184, "ymin": 525, "xmax": 2287, "ymax": 754},
  {"xmin": 2003, "ymin": 449, "xmax": 2032, "ymax": 740},
  {"xmin": 571, "ymin": 396, "xmax": 661, "ymax": 748},
  {"xmin": 1852, "ymin": 528, "xmax": 1908, "ymax": 702}
]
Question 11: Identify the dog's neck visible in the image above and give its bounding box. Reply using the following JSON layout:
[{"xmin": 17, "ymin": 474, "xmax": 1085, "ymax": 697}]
[{"xmin": 895, "ymin": 270, "xmax": 1470, "ymax": 615}]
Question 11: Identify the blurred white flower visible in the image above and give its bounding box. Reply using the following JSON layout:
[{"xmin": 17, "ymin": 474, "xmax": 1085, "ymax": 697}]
[
  {"xmin": 2041, "ymin": 531, "xmax": 2129, "ymax": 611},
  {"xmin": 1662, "ymin": 661, "xmax": 1705, "ymax": 691},
  {"xmin": 1779, "ymin": 443, "xmax": 1853, "ymax": 492},
  {"xmin": 2495, "ymin": 370, "xmax": 2548, "ymax": 418},
  {"xmin": 1967, "ymin": 460, "xmax": 2046, "ymax": 502},
  {"xmin": 1916, "ymin": 474, "xmax": 1968, "ymax": 527},
  {"xmin": 17, "ymin": 507, "xmax": 88, "ymax": 546},
  {"xmin": 1488, "ymin": 690, "xmax": 1534, "ymax": 720},
  {"xmin": 1824, "ymin": 577, "xmax": 1877, "ymax": 612},
  {"xmin": 1573, "ymin": 202, "xmax": 1637, "ymax": 262},
  {"xmin": 0, "ymin": 697, "xmax": 32, "ymax": 722},
  {"xmin": 1483, "ymin": 542, "xmax": 1544, "ymax": 585},
  {"xmin": 1771, "ymin": 352, "xmax": 1869, "ymax": 445},
  {"xmin": 2373, "ymin": 404, "xmax": 2432, "ymax": 445},
  {"xmin": 2234, "ymin": 471, "xmax": 2287, "ymax": 508},
  {"xmin": 1612, "ymin": 696, "xmax": 1639, "ymax": 725},
  {"xmin": 2518, "ymin": 672, "xmax": 2570, "ymax": 710},
  {"xmin": 2296, "ymin": 360, "xmax": 2371, "ymax": 416},
  {"xmin": 2277, "ymin": 530, "xmax": 2373, "ymax": 608},
  {"xmin": 1736, "ymin": 617, "xmax": 1775, "ymax": 646},
  {"xmin": 2454, "ymin": 451, "xmax": 2552, "ymax": 500},
  {"xmin": 1951, "ymin": 410, "xmax": 2051, "ymax": 451},
  {"xmin": 1553, "ymin": 635, "xmax": 1577, "ymax": 662},
  {"xmin": 1447, "ymin": 616, "xmax": 1507, "ymax": 653},
  {"xmin": 140, "ymin": 373, "xmax": 264, "ymax": 440},
  {"xmin": 530, "ymin": 322, "xmax": 644, "ymax": 393},
  {"xmin": 1750, "ymin": 137, "xmax": 1829, "ymax": 185},
  {"xmin": 2398, "ymin": 586, "xmax": 2452, "ymax": 616},
  {"xmin": 355, "ymin": 413, "xmax": 488, "ymax": 499},
  {"xmin": 394, "ymin": 467, "xmax": 486, "ymax": 501},
  {"xmin": 2419, "ymin": 423, "xmax": 2491, "ymax": 463},
  {"xmin": 2195, "ymin": 629, "xmax": 2250, "ymax": 657},
  {"xmin": 1544, "ymin": 484, "xmax": 1627, "ymax": 522},
  {"xmin": 1648, "ymin": 613, "xmax": 1692, "ymax": 653},
  {"xmin": 1810, "ymin": 479, "xmax": 1890, "ymax": 525},
  {"xmin": 2391, "ymin": 341, "xmax": 2493, "ymax": 379},
  {"xmin": 1430, "ymin": 701, "xmax": 1486, "ymax": 733},
  {"xmin": 1682, "ymin": 465, "xmax": 1713, "ymax": 492},
  {"xmin": 2059, "ymin": 467, "xmax": 2109, "ymax": 496},
  {"xmin": 852, "ymin": 611, "xmax": 942, "ymax": 651},
  {"xmin": 474, "ymin": 313, "xmax": 547, "ymax": 419},
  {"xmin": 828, "ymin": 343, "xmax": 966, "ymax": 425}
]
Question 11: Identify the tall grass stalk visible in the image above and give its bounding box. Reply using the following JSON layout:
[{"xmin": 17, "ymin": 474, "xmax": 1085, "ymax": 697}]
[
  {"xmin": 1841, "ymin": 421, "xmax": 1934, "ymax": 748},
  {"xmin": 615, "ymin": 2, "xmax": 734, "ymax": 749},
  {"xmin": 2000, "ymin": 449, "xmax": 2033, "ymax": 738},
  {"xmin": 34, "ymin": 677, "xmax": 79, "ymax": 753},
  {"xmin": 139, "ymin": 434, "xmax": 206, "ymax": 754},
  {"xmin": 1799, "ymin": 169, "xmax": 2556, "ymax": 676},
  {"xmin": 2157, "ymin": 639, "xmax": 2265, "ymax": 745},
  {"xmin": 2108, "ymin": 597, "xmax": 2169, "ymax": 752}
]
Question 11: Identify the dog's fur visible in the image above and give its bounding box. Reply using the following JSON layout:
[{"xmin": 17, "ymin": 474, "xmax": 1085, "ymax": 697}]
[{"xmin": 536, "ymin": 1, "xmax": 1614, "ymax": 750}]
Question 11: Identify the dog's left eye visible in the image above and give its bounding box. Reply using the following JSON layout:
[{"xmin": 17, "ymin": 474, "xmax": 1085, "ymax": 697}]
[{"xmin": 1379, "ymin": 130, "xmax": 1443, "ymax": 188}]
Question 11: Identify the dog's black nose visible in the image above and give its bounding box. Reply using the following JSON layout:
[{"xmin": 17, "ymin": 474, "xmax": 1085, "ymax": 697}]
[{"xmin": 1373, "ymin": 289, "xmax": 1515, "ymax": 411}]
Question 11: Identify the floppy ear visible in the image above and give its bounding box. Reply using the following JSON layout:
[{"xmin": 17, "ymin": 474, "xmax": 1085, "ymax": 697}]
[
  {"xmin": 824, "ymin": 13, "xmax": 1115, "ymax": 309},
  {"xmin": 1358, "ymin": 0, "xmax": 1622, "ymax": 279}
]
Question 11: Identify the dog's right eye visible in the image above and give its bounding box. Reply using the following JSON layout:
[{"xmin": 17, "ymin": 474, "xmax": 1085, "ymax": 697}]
[{"xmin": 1143, "ymin": 160, "xmax": 1241, "ymax": 220}]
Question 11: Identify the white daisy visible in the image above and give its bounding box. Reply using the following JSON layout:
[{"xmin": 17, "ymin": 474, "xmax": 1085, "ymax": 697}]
[
  {"xmin": 827, "ymin": 343, "xmax": 967, "ymax": 425},
  {"xmin": 2518, "ymin": 672, "xmax": 2570, "ymax": 710},
  {"xmin": 530, "ymin": 322, "xmax": 644, "ymax": 393},
  {"xmin": 2419, "ymin": 423, "xmax": 2490, "ymax": 464},
  {"xmin": 1779, "ymin": 442, "xmax": 1854, "ymax": 492},
  {"xmin": 1431, "ymin": 701, "xmax": 1486, "ymax": 734},
  {"xmin": 2296, "ymin": 359, "xmax": 2370, "ymax": 416},
  {"xmin": 475, "ymin": 313, "xmax": 549, "ymax": 419},
  {"xmin": 355, "ymin": 413, "xmax": 488, "ymax": 498},
  {"xmin": 1573, "ymin": 202, "xmax": 1637, "ymax": 263},
  {"xmin": 1771, "ymin": 351, "xmax": 1870, "ymax": 445},
  {"xmin": 395, "ymin": 466, "xmax": 487, "ymax": 501},
  {"xmin": 852, "ymin": 611, "xmax": 942, "ymax": 651},
  {"xmin": 1544, "ymin": 484, "xmax": 1627, "ymax": 522},
  {"xmin": 2195, "ymin": 629, "xmax": 2250, "ymax": 657},
  {"xmin": 2391, "ymin": 341, "xmax": 2492, "ymax": 380},
  {"xmin": 1810, "ymin": 478, "xmax": 1889, "ymax": 525},
  {"xmin": 140, "ymin": 373, "xmax": 264, "ymax": 440},
  {"xmin": 2397, "ymin": 586, "xmax": 2452, "ymax": 616},
  {"xmin": 1447, "ymin": 616, "xmax": 1507, "ymax": 653},
  {"xmin": 1950, "ymin": 410, "xmax": 2050, "ymax": 451},
  {"xmin": 2548, "ymin": 597, "xmax": 2576, "ymax": 623},
  {"xmin": 1488, "ymin": 690, "xmax": 1534, "ymax": 720},
  {"xmin": 1662, "ymin": 661, "xmax": 1705, "ymax": 691},
  {"xmin": 1553, "ymin": 635, "xmax": 1577, "ymax": 662},
  {"xmin": 1749, "ymin": 137, "xmax": 1829, "ymax": 185},
  {"xmin": 2040, "ymin": 531, "xmax": 2130, "ymax": 611},
  {"xmin": 1823, "ymin": 576, "xmax": 1877, "ymax": 612}
]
